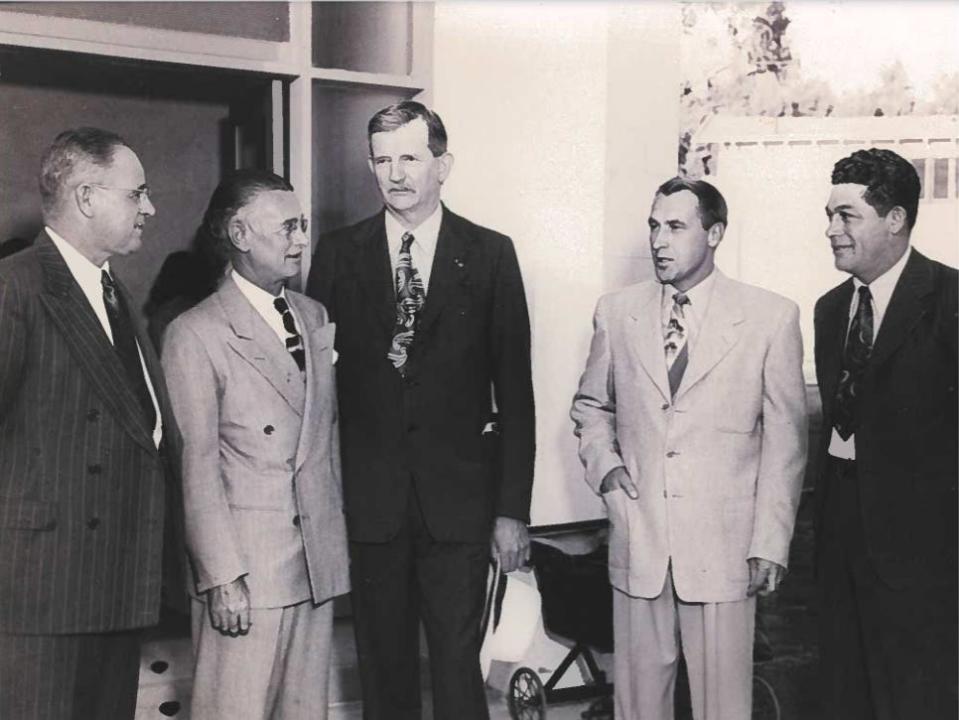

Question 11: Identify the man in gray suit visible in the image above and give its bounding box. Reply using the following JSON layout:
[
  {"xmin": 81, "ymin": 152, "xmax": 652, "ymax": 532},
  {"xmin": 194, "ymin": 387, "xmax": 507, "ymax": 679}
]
[
  {"xmin": 162, "ymin": 170, "xmax": 349, "ymax": 719},
  {"xmin": 0, "ymin": 127, "xmax": 172, "ymax": 719}
]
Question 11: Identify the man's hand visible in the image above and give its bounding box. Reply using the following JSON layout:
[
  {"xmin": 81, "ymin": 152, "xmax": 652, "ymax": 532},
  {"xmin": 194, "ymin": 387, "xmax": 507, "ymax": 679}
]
[
  {"xmin": 207, "ymin": 577, "xmax": 252, "ymax": 636},
  {"xmin": 491, "ymin": 516, "xmax": 531, "ymax": 573},
  {"xmin": 747, "ymin": 558, "xmax": 786, "ymax": 597},
  {"xmin": 600, "ymin": 466, "xmax": 638, "ymax": 499}
]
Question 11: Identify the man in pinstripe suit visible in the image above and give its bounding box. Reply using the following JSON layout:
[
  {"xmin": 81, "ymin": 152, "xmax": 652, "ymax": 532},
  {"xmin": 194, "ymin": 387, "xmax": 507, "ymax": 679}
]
[{"xmin": 0, "ymin": 128, "xmax": 174, "ymax": 719}]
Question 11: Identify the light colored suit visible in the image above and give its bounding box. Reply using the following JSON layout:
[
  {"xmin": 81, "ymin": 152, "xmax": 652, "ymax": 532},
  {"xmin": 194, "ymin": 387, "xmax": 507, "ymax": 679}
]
[
  {"xmin": 162, "ymin": 275, "xmax": 349, "ymax": 719},
  {"xmin": 571, "ymin": 269, "xmax": 807, "ymax": 719}
]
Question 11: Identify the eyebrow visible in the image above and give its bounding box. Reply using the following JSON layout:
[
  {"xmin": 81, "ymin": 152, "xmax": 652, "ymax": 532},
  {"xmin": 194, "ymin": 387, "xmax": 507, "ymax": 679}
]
[{"xmin": 826, "ymin": 203, "xmax": 857, "ymax": 214}]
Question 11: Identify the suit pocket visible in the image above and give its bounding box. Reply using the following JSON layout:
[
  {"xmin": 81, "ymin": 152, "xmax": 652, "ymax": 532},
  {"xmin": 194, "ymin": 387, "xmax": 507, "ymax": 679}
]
[{"xmin": 0, "ymin": 499, "xmax": 58, "ymax": 531}]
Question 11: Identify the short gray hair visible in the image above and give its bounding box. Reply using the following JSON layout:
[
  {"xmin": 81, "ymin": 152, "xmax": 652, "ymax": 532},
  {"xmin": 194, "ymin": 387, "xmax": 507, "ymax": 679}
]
[{"xmin": 39, "ymin": 127, "xmax": 130, "ymax": 214}]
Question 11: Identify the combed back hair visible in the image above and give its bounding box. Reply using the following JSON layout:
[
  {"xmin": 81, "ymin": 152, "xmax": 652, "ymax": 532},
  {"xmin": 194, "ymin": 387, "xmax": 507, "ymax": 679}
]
[
  {"xmin": 39, "ymin": 127, "xmax": 129, "ymax": 214},
  {"xmin": 368, "ymin": 101, "xmax": 448, "ymax": 157},
  {"xmin": 831, "ymin": 148, "xmax": 921, "ymax": 230},
  {"xmin": 201, "ymin": 169, "xmax": 293, "ymax": 254},
  {"xmin": 656, "ymin": 177, "xmax": 728, "ymax": 230}
]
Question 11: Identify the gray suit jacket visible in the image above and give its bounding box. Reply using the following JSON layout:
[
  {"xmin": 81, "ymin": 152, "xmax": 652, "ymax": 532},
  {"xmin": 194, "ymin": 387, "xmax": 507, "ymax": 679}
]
[
  {"xmin": 571, "ymin": 270, "xmax": 807, "ymax": 602},
  {"xmin": 162, "ymin": 276, "xmax": 349, "ymax": 608}
]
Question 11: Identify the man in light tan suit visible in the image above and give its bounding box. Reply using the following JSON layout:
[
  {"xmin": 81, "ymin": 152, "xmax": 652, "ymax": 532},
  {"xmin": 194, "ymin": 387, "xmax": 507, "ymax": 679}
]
[
  {"xmin": 571, "ymin": 178, "xmax": 807, "ymax": 720},
  {"xmin": 162, "ymin": 170, "xmax": 349, "ymax": 719}
]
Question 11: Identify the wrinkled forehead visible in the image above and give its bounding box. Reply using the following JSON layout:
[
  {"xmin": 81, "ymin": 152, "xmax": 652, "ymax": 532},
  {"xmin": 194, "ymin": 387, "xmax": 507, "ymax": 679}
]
[
  {"xmin": 369, "ymin": 118, "xmax": 431, "ymax": 155},
  {"xmin": 650, "ymin": 189, "xmax": 700, "ymax": 221}
]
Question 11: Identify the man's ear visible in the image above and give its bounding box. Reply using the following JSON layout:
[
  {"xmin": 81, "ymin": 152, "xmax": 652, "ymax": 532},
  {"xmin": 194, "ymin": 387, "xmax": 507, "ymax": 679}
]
[
  {"xmin": 367, "ymin": 157, "xmax": 376, "ymax": 177},
  {"xmin": 75, "ymin": 184, "xmax": 96, "ymax": 219},
  {"xmin": 437, "ymin": 152, "xmax": 454, "ymax": 184},
  {"xmin": 707, "ymin": 221, "xmax": 725, "ymax": 249},
  {"xmin": 227, "ymin": 217, "xmax": 249, "ymax": 253},
  {"xmin": 886, "ymin": 205, "xmax": 908, "ymax": 235}
]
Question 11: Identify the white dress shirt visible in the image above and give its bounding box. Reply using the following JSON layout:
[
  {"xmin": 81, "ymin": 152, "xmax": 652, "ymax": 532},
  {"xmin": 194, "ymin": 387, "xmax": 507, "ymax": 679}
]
[
  {"xmin": 231, "ymin": 269, "xmax": 300, "ymax": 347},
  {"xmin": 660, "ymin": 268, "xmax": 718, "ymax": 355},
  {"xmin": 384, "ymin": 203, "xmax": 443, "ymax": 295},
  {"xmin": 828, "ymin": 246, "xmax": 912, "ymax": 460},
  {"xmin": 46, "ymin": 226, "xmax": 162, "ymax": 447}
]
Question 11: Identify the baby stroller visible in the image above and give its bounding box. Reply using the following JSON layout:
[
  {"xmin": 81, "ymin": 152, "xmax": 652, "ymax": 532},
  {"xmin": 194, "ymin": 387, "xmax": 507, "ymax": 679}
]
[{"xmin": 505, "ymin": 539, "xmax": 614, "ymax": 720}]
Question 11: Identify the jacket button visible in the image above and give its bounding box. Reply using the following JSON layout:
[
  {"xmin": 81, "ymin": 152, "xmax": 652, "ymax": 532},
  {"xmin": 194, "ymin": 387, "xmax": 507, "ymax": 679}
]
[
  {"xmin": 86, "ymin": 409, "xmax": 100, "ymax": 422},
  {"xmin": 292, "ymin": 515, "xmax": 301, "ymax": 527},
  {"xmin": 87, "ymin": 463, "xmax": 102, "ymax": 474},
  {"xmin": 86, "ymin": 517, "xmax": 100, "ymax": 530},
  {"xmin": 264, "ymin": 425, "xmax": 275, "ymax": 435},
  {"xmin": 661, "ymin": 403, "xmax": 670, "ymax": 411},
  {"xmin": 666, "ymin": 451, "xmax": 678, "ymax": 458}
]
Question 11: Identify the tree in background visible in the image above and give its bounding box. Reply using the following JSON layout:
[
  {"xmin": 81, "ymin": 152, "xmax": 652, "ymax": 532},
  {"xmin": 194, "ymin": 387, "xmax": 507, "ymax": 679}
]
[{"xmin": 679, "ymin": 2, "xmax": 959, "ymax": 177}]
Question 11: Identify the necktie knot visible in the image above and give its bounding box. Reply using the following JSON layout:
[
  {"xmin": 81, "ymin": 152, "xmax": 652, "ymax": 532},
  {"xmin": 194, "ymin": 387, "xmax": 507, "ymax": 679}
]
[
  {"xmin": 673, "ymin": 292, "xmax": 690, "ymax": 307},
  {"xmin": 273, "ymin": 296, "xmax": 306, "ymax": 372},
  {"xmin": 101, "ymin": 269, "xmax": 117, "ymax": 301},
  {"xmin": 400, "ymin": 231, "xmax": 415, "ymax": 253},
  {"xmin": 858, "ymin": 285, "xmax": 872, "ymax": 302}
]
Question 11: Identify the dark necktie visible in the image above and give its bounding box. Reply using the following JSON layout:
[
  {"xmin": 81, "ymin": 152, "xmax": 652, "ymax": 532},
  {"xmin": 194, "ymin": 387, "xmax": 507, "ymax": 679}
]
[
  {"xmin": 833, "ymin": 285, "xmax": 874, "ymax": 440},
  {"xmin": 387, "ymin": 231, "xmax": 426, "ymax": 375},
  {"xmin": 665, "ymin": 292, "xmax": 691, "ymax": 398},
  {"xmin": 100, "ymin": 270, "xmax": 157, "ymax": 433},
  {"xmin": 273, "ymin": 296, "xmax": 306, "ymax": 372}
]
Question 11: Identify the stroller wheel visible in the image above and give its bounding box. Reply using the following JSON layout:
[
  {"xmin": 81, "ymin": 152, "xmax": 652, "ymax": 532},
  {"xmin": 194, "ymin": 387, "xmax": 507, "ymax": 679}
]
[
  {"xmin": 753, "ymin": 674, "xmax": 781, "ymax": 720},
  {"xmin": 508, "ymin": 666, "xmax": 547, "ymax": 720}
]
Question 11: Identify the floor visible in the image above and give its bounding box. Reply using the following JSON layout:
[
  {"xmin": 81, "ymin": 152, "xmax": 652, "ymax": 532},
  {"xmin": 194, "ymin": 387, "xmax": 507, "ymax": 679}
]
[{"xmin": 135, "ymin": 491, "xmax": 821, "ymax": 720}]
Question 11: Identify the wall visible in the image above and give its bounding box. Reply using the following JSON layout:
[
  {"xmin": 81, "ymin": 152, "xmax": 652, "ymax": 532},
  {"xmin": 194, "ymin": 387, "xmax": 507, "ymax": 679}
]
[{"xmin": 434, "ymin": 2, "xmax": 680, "ymax": 526}]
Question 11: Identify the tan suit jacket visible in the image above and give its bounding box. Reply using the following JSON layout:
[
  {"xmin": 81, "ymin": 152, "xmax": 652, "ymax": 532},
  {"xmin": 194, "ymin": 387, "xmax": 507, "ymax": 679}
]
[
  {"xmin": 162, "ymin": 276, "xmax": 349, "ymax": 608},
  {"xmin": 571, "ymin": 270, "xmax": 807, "ymax": 603}
]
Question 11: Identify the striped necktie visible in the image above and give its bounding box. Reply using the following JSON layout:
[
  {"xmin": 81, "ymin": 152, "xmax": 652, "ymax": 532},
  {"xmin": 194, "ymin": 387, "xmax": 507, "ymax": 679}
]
[{"xmin": 665, "ymin": 292, "xmax": 690, "ymax": 398}]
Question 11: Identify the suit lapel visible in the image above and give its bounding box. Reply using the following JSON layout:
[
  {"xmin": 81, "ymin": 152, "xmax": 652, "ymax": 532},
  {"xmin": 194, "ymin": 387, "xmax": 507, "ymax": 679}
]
[
  {"xmin": 219, "ymin": 277, "xmax": 305, "ymax": 416},
  {"xmin": 36, "ymin": 234, "xmax": 156, "ymax": 453},
  {"xmin": 674, "ymin": 271, "xmax": 744, "ymax": 400},
  {"xmin": 288, "ymin": 294, "xmax": 335, "ymax": 472},
  {"xmin": 869, "ymin": 250, "xmax": 935, "ymax": 370},
  {"xmin": 816, "ymin": 280, "xmax": 853, "ymax": 412},
  {"xmin": 417, "ymin": 207, "xmax": 469, "ymax": 338},
  {"xmin": 357, "ymin": 212, "xmax": 396, "ymax": 335},
  {"xmin": 628, "ymin": 283, "xmax": 671, "ymax": 402}
]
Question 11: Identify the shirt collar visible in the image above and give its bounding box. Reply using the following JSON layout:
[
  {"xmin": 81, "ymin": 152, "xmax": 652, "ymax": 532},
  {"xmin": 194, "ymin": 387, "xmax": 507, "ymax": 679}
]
[
  {"xmin": 46, "ymin": 225, "xmax": 111, "ymax": 282},
  {"xmin": 231, "ymin": 267, "xmax": 286, "ymax": 311},
  {"xmin": 384, "ymin": 203, "xmax": 443, "ymax": 255},
  {"xmin": 660, "ymin": 268, "xmax": 717, "ymax": 318},
  {"xmin": 852, "ymin": 245, "xmax": 911, "ymax": 308}
]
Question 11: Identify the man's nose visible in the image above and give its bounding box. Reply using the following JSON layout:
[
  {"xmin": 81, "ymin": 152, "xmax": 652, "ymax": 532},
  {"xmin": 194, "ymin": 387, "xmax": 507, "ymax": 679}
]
[
  {"xmin": 141, "ymin": 194, "xmax": 156, "ymax": 217},
  {"xmin": 825, "ymin": 215, "xmax": 842, "ymax": 238},
  {"xmin": 389, "ymin": 161, "xmax": 405, "ymax": 183},
  {"xmin": 650, "ymin": 228, "xmax": 667, "ymax": 248}
]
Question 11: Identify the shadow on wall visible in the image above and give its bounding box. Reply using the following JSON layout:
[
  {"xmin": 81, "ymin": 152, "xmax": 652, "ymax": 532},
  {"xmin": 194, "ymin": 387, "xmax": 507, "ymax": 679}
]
[{"xmin": 144, "ymin": 228, "xmax": 229, "ymax": 351}]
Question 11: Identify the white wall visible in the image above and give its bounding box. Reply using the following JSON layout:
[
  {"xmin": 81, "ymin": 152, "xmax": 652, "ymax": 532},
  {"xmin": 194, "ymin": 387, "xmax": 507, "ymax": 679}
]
[{"xmin": 434, "ymin": 2, "xmax": 680, "ymax": 526}]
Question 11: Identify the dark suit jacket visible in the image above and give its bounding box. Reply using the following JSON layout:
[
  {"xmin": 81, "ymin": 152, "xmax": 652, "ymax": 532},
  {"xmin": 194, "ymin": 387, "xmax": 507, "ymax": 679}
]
[
  {"xmin": 0, "ymin": 231, "xmax": 174, "ymax": 633},
  {"xmin": 814, "ymin": 249, "xmax": 958, "ymax": 588},
  {"xmin": 307, "ymin": 206, "xmax": 535, "ymax": 543}
]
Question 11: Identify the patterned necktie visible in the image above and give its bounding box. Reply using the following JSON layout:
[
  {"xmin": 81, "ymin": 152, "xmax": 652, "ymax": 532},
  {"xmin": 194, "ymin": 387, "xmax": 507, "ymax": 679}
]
[
  {"xmin": 833, "ymin": 285, "xmax": 874, "ymax": 440},
  {"xmin": 665, "ymin": 292, "xmax": 691, "ymax": 398},
  {"xmin": 273, "ymin": 296, "xmax": 306, "ymax": 372},
  {"xmin": 387, "ymin": 231, "xmax": 426, "ymax": 375},
  {"xmin": 100, "ymin": 270, "xmax": 156, "ymax": 432}
]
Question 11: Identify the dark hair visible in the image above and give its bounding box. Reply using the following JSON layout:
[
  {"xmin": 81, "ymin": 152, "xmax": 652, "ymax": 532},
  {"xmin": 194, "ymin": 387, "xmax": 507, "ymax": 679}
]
[
  {"xmin": 39, "ymin": 127, "xmax": 130, "ymax": 213},
  {"xmin": 368, "ymin": 101, "xmax": 448, "ymax": 157},
  {"xmin": 201, "ymin": 169, "xmax": 293, "ymax": 253},
  {"xmin": 656, "ymin": 177, "xmax": 728, "ymax": 230},
  {"xmin": 831, "ymin": 148, "xmax": 920, "ymax": 229}
]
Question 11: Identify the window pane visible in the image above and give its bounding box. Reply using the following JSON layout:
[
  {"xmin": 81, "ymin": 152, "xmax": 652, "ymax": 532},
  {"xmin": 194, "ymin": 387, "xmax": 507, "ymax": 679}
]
[
  {"xmin": 911, "ymin": 158, "xmax": 926, "ymax": 198},
  {"xmin": 933, "ymin": 158, "xmax": 949, "ymax": 199}
]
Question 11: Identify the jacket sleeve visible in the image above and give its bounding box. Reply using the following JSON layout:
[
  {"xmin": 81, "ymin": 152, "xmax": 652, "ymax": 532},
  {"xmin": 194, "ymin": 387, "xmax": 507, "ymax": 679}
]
[
  {"xmin": 748, "ymin": 301, "xmax": 808, "ymax": 568},
  {"xmin": 0, "ymin": 275, "xmax": 26, "ymax": 420},
  {"xmin": 489, "ymin": 236, "xmax": 536, "ymax": 522},
  {"xmin": 570, "ymin": 294, "xmax": 626, "ymax": 494},
  {"xmin": 161, "ymin": 317, "xmax": 247, "ymax": 594}
]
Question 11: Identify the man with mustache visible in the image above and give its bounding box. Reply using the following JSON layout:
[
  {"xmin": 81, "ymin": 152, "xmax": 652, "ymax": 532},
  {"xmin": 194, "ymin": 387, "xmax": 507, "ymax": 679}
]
[
  {"xmin": 307, "ymin": 101, "xmax": 535, "ymax": 720},
  {"xmin": 815, "ymin": 148, "xmax": 957, "ymax": 719},
  {"xmin": 572, "ymin": 177, "xmax": 807, "ymax": 720},
  {"xmin": 162, "ymin": 170, "xmax": 349, "ymax": 719},
  {"xmin": 0, "ymin": 127, "xmax": 173, "ymax": 719}
]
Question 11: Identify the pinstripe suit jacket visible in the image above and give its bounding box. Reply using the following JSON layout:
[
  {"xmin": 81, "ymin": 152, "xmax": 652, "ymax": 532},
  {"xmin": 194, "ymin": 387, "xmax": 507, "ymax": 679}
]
[{"xmin": 0, "ymin": 231, "xmax": 173, "ymax": 634}]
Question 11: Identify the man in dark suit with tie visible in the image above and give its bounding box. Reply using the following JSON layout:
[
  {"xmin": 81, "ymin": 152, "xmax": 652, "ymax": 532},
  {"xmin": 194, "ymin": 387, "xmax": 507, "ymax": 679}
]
[
  {"xmin": 0, "ymin": 127, "xmax": 174, "ymax": 719},
  {"xmin": 815, "ymin": 147, "xmax": 957, "ymax": 720},
  {"xmin": 307, "ymin": 101, "xmax": 535, "ymax": 720}
]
